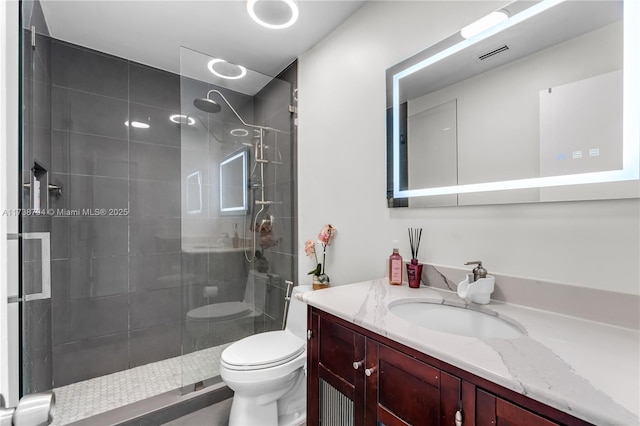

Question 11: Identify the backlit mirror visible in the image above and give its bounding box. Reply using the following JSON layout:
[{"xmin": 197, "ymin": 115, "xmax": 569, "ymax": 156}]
[{"xmin": 387, "ymin": 0, "xmax": 639, "ymax": 207}]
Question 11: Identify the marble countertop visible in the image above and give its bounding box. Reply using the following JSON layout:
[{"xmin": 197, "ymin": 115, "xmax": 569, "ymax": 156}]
[{"xmin": 299, "ymin": 278, "xmax": 640, "ymax": 425}]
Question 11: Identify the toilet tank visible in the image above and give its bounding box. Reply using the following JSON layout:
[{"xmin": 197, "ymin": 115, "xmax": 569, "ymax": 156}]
[{"xmin": 286, "ymin": 285, "xmax": 312, "ymax": 340}]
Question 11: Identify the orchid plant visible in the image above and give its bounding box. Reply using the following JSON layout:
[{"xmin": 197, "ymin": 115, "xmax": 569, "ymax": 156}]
[{"xmin": 304, "ymin": 224, "xmax": 337, "ymax": 284}]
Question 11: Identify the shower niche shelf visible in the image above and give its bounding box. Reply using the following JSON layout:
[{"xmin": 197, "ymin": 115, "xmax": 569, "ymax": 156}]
[{"xmin": 23, "ymin": 161, "xmax": 62, "ymax": 212}]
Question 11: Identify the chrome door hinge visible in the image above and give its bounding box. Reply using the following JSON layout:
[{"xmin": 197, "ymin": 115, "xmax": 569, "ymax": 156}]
[
  {"xmin": 31, "ymin": 26, "xmax": 36, "ymax": 49},
  {"xmin": 307, "ymin": 330, "xmax": 313, "ymax": 340},
  {"xmin": 288, "ymin": 105, "xmax": 298, "ymax": 114}
]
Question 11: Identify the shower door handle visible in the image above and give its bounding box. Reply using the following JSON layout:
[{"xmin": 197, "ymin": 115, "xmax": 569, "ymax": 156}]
[
  {"xmin": 22, "ymin": 232, "xmax": 51, "ymax": 301},
  {"xmin": 0, "ymin": 392, "xmax": 55, "ymax": 426}
]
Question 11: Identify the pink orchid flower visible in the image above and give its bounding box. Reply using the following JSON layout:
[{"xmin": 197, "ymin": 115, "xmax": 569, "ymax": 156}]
[
  {"xmin": 317, "ymin": 224, "xmax": 336, "ymax": 245},
  {"xmin": 304, "ymin": 239, "xmax": 316, "ymax": 256},
  {"xmin": 306, "ymin": 224, "xmax": 337, "ymax": 278}
]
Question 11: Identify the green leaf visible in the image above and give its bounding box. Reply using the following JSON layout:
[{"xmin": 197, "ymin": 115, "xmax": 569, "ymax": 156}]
[{"xmin": 307, "ymin": 264, "xmax": 322, "ymax": 276}]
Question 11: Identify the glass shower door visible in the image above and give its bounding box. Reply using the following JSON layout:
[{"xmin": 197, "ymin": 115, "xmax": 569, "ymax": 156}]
[
  {"xmin": 19, "ymin": 0, "xmax": 55, "ymax": 397},
  {"xmin": 179, "ymin": 46, "xmax": 297, "ymax": 390}
]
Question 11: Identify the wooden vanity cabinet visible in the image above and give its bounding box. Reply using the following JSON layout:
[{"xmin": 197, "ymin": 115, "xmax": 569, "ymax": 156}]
[
  {"xmin": 374, "ymin": 342, "xmax": 462, "ymax": 425},
  {"xmin": 308, "ymin": 307, "xmax": 591, "ymax": 426},
  {"xmin": 307, "ymin": 308, "xmax": 364, "ymax": 425},
  {"xmin": 475, "ymin": 389, "xmax": 559, "ymax": 426}
]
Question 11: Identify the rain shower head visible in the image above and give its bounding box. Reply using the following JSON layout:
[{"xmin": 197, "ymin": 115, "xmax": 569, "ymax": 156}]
[
  {"xmin": 193, "ymin": 97, "xmax": 222, "ymax": 114},
  {"xmin": 194, "ymin": 89, "xmax": 286, "ymax": 134}
]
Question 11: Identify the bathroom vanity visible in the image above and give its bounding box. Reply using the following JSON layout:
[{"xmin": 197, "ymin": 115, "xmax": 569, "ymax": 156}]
[{"xmin": 301, "ymin": 279, "xmax": 639, "ymax": 425}]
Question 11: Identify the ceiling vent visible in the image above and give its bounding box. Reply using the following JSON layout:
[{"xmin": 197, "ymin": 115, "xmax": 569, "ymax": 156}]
[{"xmin": 477, "ymin": 45, "xmax": 510, "ymax": 61}]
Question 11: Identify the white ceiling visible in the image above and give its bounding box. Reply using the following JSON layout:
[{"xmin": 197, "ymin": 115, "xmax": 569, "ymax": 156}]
[{"xmin": 39, "ymin": 0, "xmax": 366, "ymax": 77}]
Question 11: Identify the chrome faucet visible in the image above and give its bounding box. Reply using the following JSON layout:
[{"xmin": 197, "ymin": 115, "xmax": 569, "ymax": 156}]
[{"xmin": 464, "ymin": 261, "xmax": 487, "ymax": 283}]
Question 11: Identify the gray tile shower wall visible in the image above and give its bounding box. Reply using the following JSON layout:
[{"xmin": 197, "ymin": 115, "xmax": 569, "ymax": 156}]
[
  {"xmin": 49, "ymin": 40, "xmax": 187, "ymax": 386},
  {"xmin": 252, "ymin": 62, "xmax": 297, "ymax": 330}
]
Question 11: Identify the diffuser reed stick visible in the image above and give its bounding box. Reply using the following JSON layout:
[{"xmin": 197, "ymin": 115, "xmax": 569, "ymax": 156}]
[{"xmin": 408, "ymin": 227, "xmax": 422, "ymax": 259}]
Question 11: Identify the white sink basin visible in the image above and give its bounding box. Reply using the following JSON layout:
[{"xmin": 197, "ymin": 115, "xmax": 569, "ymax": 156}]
[{"xmin": 389, "ymin": 301, "xmax": 525, "ymax": 340}]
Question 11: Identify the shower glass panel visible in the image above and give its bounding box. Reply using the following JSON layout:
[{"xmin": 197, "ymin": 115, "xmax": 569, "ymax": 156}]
[
  {"xmin": 179, "ymin": 47, "xmax": 297, "ymax": 389},
  {"xmin": 20, "ymin": 0, "xmax": 54, "ymax": 397}
]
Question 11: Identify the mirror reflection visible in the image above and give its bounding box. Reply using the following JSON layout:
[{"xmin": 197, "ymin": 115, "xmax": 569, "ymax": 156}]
[
  {"xmin": 186, "ymin": 171, "xmax": 203, "ymax": 214},
  {"xmin": 220, "ymin": 149, "xmax": 248, "ymax": 212},
  {"xmin": 387, "ymin": 0, "xmax": 639, "ymax": 207}
]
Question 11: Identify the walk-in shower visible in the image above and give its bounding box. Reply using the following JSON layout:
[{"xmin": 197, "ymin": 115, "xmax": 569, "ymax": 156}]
[
  {"xmin": 179, "ymin": 44, "xmax": 298, "ymax": 418},
  {"xmin": 16, "ymin": 0, "xmax": 297, "ymax": 421}
]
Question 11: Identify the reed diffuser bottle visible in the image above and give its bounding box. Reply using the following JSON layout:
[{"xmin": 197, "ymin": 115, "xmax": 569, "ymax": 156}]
[{"xmin": 407, "ymin": 228, "xmax": 423, "ymax": 288}]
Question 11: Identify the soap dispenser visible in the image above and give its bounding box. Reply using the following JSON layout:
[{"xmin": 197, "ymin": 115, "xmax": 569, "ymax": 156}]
[
  {"xmin": 465, "ymin": 261, "xmax": 487, "ymax": 282},
  {"xmin": 457, "ymin": 261, "xmax": 495, "ymax": 304}
]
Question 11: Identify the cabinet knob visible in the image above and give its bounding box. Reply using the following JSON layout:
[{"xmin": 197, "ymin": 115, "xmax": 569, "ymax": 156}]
[
  {"xmin": 307, "ymin": 330, "xmax": 312, "ymax": 340},
  {"xmin": 353, "ymin": 360, "xmax": 364, "ymax": 370},
  {"xmin": 364, "ymin": 366, "xmax": 377, "ymax": 377},
  {"xmin": 455, "ymin": 410, "xmax": 463, "ymax": 426}
]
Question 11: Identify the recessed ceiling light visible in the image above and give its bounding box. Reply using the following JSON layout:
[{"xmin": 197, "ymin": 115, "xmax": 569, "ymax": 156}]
[
  {"xmin": 230, "ymin": 128, "xmax": 249, "ymax": 137},
  {"xmin": 461, "ymin": 10, "xmax": 509, "ymax": 39},
  {"xmin": 207, "ymin": 58, "xmax": 247, "ymax": 80},
  {"xmin": 169, "ymin": 114, "xmax": 195, "ymax": 126},
  {"xmin": 247, "ymin": 0, "xmax": 299, "ymax": 30},
  {"xmin": 124, "ymin": 120, "xmax": 150, "ymax": 129}
]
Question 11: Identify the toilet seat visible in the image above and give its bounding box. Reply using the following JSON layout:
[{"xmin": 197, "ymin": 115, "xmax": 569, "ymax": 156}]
[
  {"xmin": 187, "ymin": 301, "xmax": 252, "ymax": 322},
  {"xmin": 222, "ymin": 330, "xmax": 305, "ymax": 371}
]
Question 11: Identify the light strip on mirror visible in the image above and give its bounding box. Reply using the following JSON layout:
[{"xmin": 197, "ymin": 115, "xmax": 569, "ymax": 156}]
[
  {"xmin": 460, "ymin": 11, "xmax": 509, "ymax": 40},
  {"xmin": 392, "ymin": 0, "xmax": 639, "ymax": 199}
]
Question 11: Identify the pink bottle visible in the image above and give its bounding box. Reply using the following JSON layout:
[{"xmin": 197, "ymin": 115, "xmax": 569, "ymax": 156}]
[{"xmin": 389, "ymin": 242, "xmax": 403, "ymax": 285}]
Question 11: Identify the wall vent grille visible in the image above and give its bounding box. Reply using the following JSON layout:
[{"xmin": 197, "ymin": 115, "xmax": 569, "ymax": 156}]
[
  {"xmin": 320, "ymin": 379, "xmax": 354, "ymax": 425},
  {"xmin": 478, "ymin": 45, "xmax": 510, "ymax": 61}
]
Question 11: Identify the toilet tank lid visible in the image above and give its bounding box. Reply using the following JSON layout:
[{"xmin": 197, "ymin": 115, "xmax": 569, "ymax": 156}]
[
  {"xmin": 292, "ymin": 285, "xmax": 312, "ymax": 295},
  {"xmin": 222, "ymin": 330, "xmax": 304, "ymax": 368}
]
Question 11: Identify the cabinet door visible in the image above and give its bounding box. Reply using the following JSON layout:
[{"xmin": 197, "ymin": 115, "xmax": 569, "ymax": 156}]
[
  {"xmin": 376, "ymin": 344, "xmax": 460, "ymax": 426},
  {"xmin": 308, "ymin": 310, "xmax": 366, "ymax": 426},
  {"xmin": 476, "ymin": 389, "xmax": 560, "ymax": 426}
]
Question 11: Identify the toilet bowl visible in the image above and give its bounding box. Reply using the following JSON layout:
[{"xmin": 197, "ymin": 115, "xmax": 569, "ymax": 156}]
[
  {"xmin": 185, "ymin": 270, "xmax": 273, "ymax": 345},
  {"xmin": 220, "ymin": 285, "xmax": 311, "ymax": 426}
]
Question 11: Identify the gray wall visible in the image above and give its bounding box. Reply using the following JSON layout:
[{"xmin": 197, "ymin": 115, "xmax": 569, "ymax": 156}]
[
  {"xmin": 49, "ymin": 40, "xmax": 185, "ymax": 386},
  {"xmin": 254, "ymin": 62, "xmax": 298, "ymax": 330}
]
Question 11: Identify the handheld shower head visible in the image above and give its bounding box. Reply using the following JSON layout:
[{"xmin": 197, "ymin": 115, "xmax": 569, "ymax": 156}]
[{"xmin": 193, "ymin": 97, "xmax": 222, "ymax": 114}]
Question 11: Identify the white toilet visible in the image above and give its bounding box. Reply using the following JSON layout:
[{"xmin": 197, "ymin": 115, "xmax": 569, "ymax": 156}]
[{"xmin": 220, "ymin": 285, "xmax": 311, "ymax": 426}]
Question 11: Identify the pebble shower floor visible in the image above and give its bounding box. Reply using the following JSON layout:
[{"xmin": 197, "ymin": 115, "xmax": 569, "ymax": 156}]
[{"xmin": 50, "ymin": 343, "xmax": 231, "ymax": 425}]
